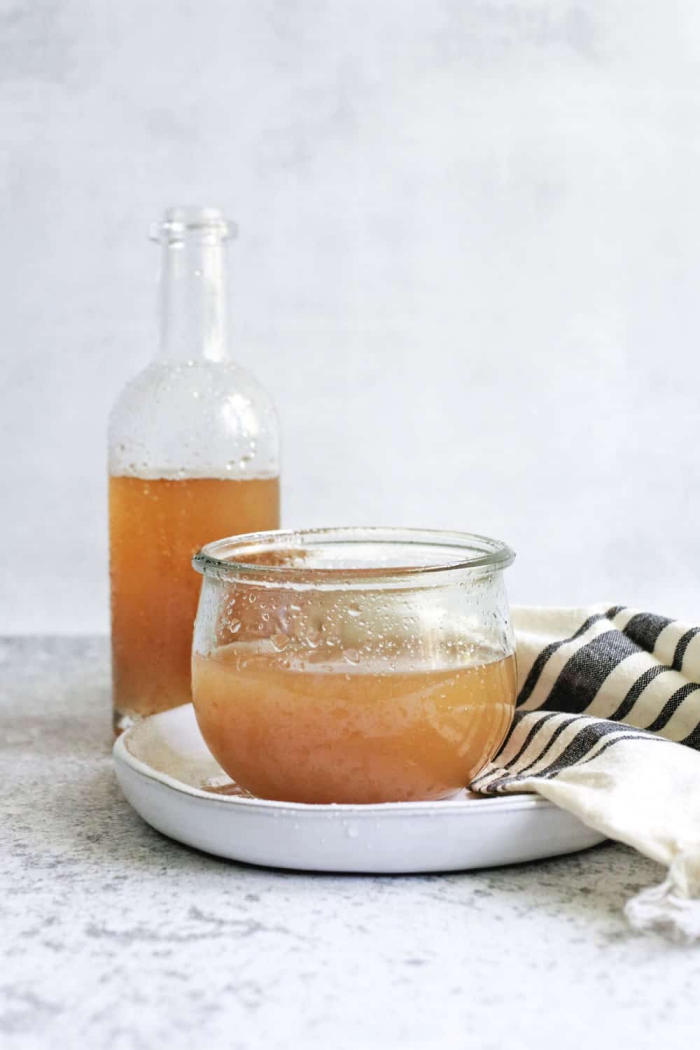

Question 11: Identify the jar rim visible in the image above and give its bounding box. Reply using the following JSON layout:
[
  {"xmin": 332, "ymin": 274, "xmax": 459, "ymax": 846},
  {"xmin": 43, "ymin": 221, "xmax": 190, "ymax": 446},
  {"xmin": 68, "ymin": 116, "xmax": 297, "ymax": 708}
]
[{"xmin": 192, "ymin": 527, "xmax": 515, "ymax": 587}]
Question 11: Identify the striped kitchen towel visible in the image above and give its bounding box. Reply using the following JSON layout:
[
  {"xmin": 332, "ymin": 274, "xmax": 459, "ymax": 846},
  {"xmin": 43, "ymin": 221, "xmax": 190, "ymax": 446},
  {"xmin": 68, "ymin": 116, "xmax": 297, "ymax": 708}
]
[{"xmin": 471, "ymin": 605, "xmax": 700, "ymax": 942}]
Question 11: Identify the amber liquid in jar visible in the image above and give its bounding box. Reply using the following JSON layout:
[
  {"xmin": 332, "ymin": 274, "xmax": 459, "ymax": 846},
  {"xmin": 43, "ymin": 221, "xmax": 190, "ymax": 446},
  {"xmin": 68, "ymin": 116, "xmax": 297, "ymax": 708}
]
[
  {"xmin": 192, "ymin": 644, "xmax": 516, "ymax": 804},
  {"xmin": 109, "ymin": 475, "xmax": 279, "ymax": 730}
]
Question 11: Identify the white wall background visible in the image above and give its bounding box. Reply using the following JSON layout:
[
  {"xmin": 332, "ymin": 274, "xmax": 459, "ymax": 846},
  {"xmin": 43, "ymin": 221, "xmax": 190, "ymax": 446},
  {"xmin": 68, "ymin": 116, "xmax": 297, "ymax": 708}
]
[{"xmin": 2, "ymin": 0, "xmax": 700, "ymax": 633}]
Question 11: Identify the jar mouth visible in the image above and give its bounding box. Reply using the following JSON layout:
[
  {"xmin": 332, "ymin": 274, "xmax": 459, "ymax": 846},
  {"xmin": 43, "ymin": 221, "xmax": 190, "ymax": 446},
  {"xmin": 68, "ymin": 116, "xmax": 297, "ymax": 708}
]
[{"xmin": 193, "ymin": 527, "xmax": 515, "ymax": 588}]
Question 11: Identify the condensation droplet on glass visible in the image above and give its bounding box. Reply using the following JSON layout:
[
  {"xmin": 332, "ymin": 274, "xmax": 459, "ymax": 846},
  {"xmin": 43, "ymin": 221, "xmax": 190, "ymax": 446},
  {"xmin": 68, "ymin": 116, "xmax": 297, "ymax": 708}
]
[
  {"xmin": 261, "ymin": 612, "xmax": 270, "ymax": 622},
  {"xmin": 271, "ymin": 632, "xmax": 290, "ymax": 652},
  {"xmin": 306, "ymin": 628, "xmax": 322, "ymax": 649},
  {"xmin": 229, "ymin": 620, "xmax": 241, "ymax": 634},
  {"xmin": 192, "ymin": 390, "xmax": 201, "ymax": 399},
  {"xmin": 347, "ymin": 605, "xmax": 361, "ymax": 618},
  {"xmin": 343, "ymin": 649, "xmax": 360, "ymax": 665}
]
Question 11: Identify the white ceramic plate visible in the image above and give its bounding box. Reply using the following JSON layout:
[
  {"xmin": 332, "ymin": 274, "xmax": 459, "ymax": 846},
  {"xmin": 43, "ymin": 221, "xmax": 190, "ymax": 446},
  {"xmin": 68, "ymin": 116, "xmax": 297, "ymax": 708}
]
[{"xmin": 113, "ymin": 704, "xmax": 605, "ymax": 873}]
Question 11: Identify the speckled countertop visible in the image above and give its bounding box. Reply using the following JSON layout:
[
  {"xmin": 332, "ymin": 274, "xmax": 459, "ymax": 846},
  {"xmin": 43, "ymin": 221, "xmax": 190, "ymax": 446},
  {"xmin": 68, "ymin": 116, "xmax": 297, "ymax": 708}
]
[{"xmin": 2, "ymin": 636, "xmax": 699, "ymax": 1050}]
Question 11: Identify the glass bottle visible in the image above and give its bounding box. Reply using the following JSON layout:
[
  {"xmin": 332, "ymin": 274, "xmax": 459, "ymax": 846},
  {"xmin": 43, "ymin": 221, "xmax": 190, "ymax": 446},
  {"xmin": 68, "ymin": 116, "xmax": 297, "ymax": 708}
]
[{"xmin": 108, "ymin": 207, "xmax": 280, "ymax": 733}]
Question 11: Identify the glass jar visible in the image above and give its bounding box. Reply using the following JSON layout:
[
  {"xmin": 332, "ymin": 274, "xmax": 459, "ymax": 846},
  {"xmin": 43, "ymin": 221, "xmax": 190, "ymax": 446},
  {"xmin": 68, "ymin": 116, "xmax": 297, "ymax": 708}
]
[
  {"xmin": 191, "ymin": 527, "xmax": 516, "ymax": 804},
  {"xmin": 109, "ymin": 207, "xmax": 280, "ymax": 732}
]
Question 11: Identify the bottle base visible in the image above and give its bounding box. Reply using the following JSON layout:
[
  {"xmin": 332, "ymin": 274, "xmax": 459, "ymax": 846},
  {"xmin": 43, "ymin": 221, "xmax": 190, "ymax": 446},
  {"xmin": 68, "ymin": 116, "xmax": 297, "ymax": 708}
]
[{"xmin": 113, "ymin": 708, "xmax": 137, "ymax": 738}]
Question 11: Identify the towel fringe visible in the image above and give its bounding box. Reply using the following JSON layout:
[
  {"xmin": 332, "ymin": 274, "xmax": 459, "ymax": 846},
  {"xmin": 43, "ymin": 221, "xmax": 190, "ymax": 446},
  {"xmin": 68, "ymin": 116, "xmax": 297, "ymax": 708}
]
[{"xmin": 625, "ymin": 854, "xmax": 700, "ymax": 943}]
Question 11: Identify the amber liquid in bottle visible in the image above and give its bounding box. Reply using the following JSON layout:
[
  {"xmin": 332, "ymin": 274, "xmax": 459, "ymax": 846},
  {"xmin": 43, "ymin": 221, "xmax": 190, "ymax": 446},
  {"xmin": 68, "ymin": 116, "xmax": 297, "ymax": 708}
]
[
  {"xmin": 110, "ymin": 476, "xmax": 279, "ymax": 723},
  {"xmin": 109, "ymin": 208, "xmax": 280, "ymax": 732}
]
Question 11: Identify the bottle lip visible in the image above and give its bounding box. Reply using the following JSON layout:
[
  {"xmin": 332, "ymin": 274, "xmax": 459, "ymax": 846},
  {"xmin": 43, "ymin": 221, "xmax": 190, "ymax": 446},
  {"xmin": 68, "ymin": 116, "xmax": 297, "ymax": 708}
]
[
  {"xmin": 192, "ymin": 526, "xmax": 515, "ymax": 589},
  {"xmin": 150, "ymin": 206, "xmax": 237, "ymax": 243}
]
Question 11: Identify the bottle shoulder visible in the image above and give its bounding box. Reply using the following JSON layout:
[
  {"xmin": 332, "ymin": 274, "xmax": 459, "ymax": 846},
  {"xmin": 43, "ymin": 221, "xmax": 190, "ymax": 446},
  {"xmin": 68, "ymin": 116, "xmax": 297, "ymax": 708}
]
[
  {"xmin": 108, "ymin": 360, "xmax": 279, "ymax": 479},
  {"xmin": 110, "ymin": 360, "xmax": 275, "ymax": 413}
]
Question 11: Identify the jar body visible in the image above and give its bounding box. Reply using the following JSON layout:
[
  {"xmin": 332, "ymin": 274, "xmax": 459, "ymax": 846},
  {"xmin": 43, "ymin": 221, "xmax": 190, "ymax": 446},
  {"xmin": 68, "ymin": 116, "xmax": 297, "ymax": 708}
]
[
  {"xmin": 191, "ymin": 528, "xmax": 515, "ymax": 804},
  {"xmin": 109, "ymin": 363, "xmax": 279, "ymax": 731}
]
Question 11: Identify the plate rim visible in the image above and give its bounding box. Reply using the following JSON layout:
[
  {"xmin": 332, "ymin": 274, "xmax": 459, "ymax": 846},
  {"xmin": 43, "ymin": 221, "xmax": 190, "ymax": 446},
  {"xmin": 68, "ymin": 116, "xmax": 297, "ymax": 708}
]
[{"xmin": 113, "ymin": 704, "xmax": 549, "ymax": 817}]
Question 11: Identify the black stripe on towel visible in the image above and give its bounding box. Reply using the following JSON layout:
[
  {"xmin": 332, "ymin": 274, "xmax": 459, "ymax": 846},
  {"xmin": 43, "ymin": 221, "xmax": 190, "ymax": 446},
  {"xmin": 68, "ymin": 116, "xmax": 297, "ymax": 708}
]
[
  {"xmin": 572, "ymin": 731, "xmax": 673, "ymax": 771},
  {"xmin": 520, "ymin": 722, "xmax": 650, "ymax": 781},
  {"xmin": 482, "ymin": 719, "xmax": 666, "ymax": 791},
  {"xmin": 509, "ymin": 715, "xmax": 584, "ymax": 777},
  {"xmin": 542, "ymin": 629, "xmax": 640, "ymax": 714},
  {"xmin": 608, "ymin": 625, "xmax": 700, "ymax": 723},
  {"xmin": 516, "ymin": 606, "xmax": 624, "ymax": 708},
  {"xmin": 609, "ymin": 664, "xmax": 668, "ymax": 723},
  {"xmin": 672, "ymin": 628, "xmax": 700, "ymax": 672},
  {"xmin": 621, "ymin": 612, "xmax": 672, "ymax": 653},
  {"xmin": 534, "ymin": 722, "xmax": 665, "ymax": 778},
  {"xmin": 482, "ymin": 730, "xmax": 670, "ymax": 793},
  {"xmin": 681, "ymin": 717, "xmax": 700, "ymax": 750},
  {"xmin": 469, "ymin": 711, "xmax": 561, "ymax": 785},
  {"xmin": 645, "ymin": 683, "xmax": 700, "ymax": 735}
]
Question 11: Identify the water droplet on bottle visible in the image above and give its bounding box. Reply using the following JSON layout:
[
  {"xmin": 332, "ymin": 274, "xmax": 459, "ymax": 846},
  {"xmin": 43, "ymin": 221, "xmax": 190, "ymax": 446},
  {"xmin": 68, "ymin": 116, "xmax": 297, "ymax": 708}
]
[
  {"xmin": 192, "ymin": 390, "xmax": 201, "ymax": 399},
  {"xmin": 225, "ymin": 461, "xmax": 235, "ymax": 472},
  {"xmin": 271, "ymin": 632, "xmax": 291, "ymax": 652},
  {"xmin": 347, "ymin": 605, "xmax": 361, "ymax": 618},
  {"xmin": 347, "ymin": 825, "xmax": 359, "ymax": 839},
  {"xmin": 306, "ymin": 627, "xmax": 322, "ymax": 649},
  {"xmin": 230, "ymin": 620, "xmax": 241, "ymax": 634},
  {"xmin": 343, "ymin": 649, "xmax": 360, "ymax": 665},
  {"xmin": 261, "ymin": 612, "xmax": 270, "ymax": 622}
]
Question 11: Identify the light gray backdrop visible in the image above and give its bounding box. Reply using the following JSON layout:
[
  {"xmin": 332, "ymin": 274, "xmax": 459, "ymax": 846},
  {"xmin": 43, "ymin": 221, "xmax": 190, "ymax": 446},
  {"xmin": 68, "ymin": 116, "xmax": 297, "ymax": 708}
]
[{"xmin": 3, "ymin": 0, "xmax": 699, "ymax": 633}]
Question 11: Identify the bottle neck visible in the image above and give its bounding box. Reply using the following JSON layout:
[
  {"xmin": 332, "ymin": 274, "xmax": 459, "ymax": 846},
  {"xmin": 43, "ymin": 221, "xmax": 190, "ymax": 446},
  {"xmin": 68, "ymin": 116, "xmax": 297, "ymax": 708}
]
[{"xmin": 155, "ymin": 208, "xmax": 234, "ymax": 363}]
